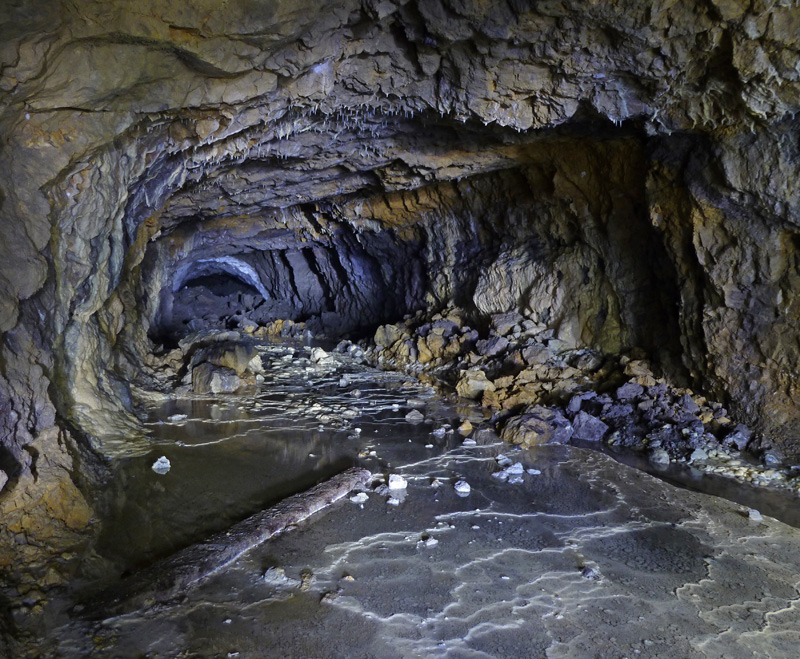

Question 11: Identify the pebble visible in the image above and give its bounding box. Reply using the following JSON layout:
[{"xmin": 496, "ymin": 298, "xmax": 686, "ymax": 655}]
[
  {"xmin": 167, "ymin": 414, "xmax": 188, "ymax": 423},
  {"xmin": 747, "ymin": 509, "xmax": 763, "ymax": 522},
  {"xmin": 388, "ymin": 474, "xmax": 408, "ymax": 490},
  {"xmin": 462, "ymin": 438, "xmax": 477, "ymax": 447},
  {"xmin": 496, "ymin": 454, "xmax": 513, "ymax": 467},
  {"xmin": 425, "ymin": 443, "xmax": 434, "ymax": 449},
  {"xmin": 349, "ymin": 492, "xmax": 369, "ymax": 505},
  {"xmin": 406, "ymin": 409, "xmax": 425, "ymax": 423},
  {"xmin": 387, "ymin": 497, "xmax": 401, "ymax": 506},
  {"xmin": 151, "ymin": 456, "xmax": 171, "ymax": 475},
  {"xmin": 507, "ymin": 462, "xmax": 524, "ymax": 474},
  {"xmin": 263, "ymin": 567, "xmax": 293, "ymax": 585},
  {"xmin": 581, "ymin": 566, "xmax": 601, "ymax": 580},
  {"xmin": 526, "ymin": 468, "xmax": 542, "ymax": 475},
  {"xmin": 689, "ymin": 448, "xmax": 708, "ymax": 463},
  {"xmin": 433, "ymin": 427, "xmax": 447, "ymax": 438},
  {"xmin": 454, "ymin": 480, "xmax": 471, "ymax": 495}
]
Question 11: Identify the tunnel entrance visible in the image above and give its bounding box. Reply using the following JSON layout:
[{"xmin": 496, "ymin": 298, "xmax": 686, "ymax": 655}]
[{"xmin": 171, "ymin": 272, "xmax": 266, "ymax": 336}]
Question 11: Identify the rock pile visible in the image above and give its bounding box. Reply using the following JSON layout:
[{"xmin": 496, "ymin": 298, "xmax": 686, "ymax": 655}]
[{"xmin": 360, "ymin": 307, "xmax": 800, "ymax": 490}]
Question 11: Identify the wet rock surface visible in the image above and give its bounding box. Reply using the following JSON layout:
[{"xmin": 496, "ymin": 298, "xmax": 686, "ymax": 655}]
[
  {"xmin": 364, "ymin": 308, "xmax": 800, "ymax": 494},
  {"xmin": 1, "ymin": 1, "xmax": 800, "ymax": 652},
  {"xmin": 3, "ymin": 339, "xmax": 798, "ymax": 658}
]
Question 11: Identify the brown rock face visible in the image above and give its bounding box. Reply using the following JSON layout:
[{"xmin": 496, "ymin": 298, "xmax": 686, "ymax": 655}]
[{"xmin": 1, "ymin": 0, "xmax": 800, "ymax": 579}]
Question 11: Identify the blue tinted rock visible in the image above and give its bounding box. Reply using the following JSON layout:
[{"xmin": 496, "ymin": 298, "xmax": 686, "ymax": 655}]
[
  {"xmin": 572, "ymin": 411, "xmax": 609, "ymax": 442},
  {"xmin": 723, "ymin": 424, "xmax": 752, "ymax": 451},
  {"xmin": 476, "ymin": 335, "xmax": 509, "ymax": 357},
  {"xmin": 616, "ymin": 382, "xmax": 644, "ymax": 401}
]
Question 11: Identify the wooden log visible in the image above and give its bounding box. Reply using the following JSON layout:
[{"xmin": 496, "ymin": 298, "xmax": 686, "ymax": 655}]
[{"xmin": 89, "ymin": 466, "xmax": 371, "ymax": 616}]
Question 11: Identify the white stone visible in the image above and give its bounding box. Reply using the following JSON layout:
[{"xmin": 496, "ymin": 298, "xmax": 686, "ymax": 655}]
[
  {"xmin": 462, "ymin": 438, "xmax": 477, "ymax": 447},
  {"xmin": 526, "ymin": 468, "xmax": 542, "ymax": 475},
  {"xmin": 388, "ymin": 474, "xmax": 408, "ymax": 490},
  {"xmin": 167, "ymin": 413, "xmax": 188, "ymax": 423},
  {"xmin": 151, "ymin": 456, "xmax": 171, "ymax": 475},
  {"xmin": 454, "ymin": 480, "xmax": 471, "ymax": 495},
  {"xmin": 748, "ymin": 509, "xmax": 763, "ymax": 522},
  {"xmin": 387, "ymin": 497, "xmax": 401, "ymax": 506},
  {"xmin": 507, "ymin": 462, "xmax": 525, "ymax": 474},
  {"xmin": 496, "ymin": 454, "xmax": 513, "ymax": 467},
  {"xmin": 350, "ymin": 492, "xmax": 369, "ymax": 504},
  {"xmin": 310, "ymin": 347, "xmax": 330, "ymax": 363}
]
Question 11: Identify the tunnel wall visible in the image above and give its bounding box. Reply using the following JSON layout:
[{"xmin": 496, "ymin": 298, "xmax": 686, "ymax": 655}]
[{"xmin": 1, "ymin": 0, "xmax": 800, "ymax": 583}]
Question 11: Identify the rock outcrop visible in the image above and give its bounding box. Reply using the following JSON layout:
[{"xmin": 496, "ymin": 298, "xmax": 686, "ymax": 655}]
[{"xmin": 1, "ymin": 0, "xmax": 800, "ymax": 603}]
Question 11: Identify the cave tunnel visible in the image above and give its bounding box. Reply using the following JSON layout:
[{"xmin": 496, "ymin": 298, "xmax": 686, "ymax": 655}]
[{"xmin": 2, "ymin": 0, "xmax": 800, "ymax": 654}]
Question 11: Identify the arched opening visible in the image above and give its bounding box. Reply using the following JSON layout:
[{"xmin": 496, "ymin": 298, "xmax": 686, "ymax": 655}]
[{"xmin": 161, "ymin": 257, "xmax": 270, "ymax": 340}]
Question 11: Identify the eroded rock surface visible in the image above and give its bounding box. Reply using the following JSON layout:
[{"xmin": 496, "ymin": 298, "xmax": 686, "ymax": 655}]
[{"xmin": 1, "ymin": 0, "xmax": 800, "ymax": 630}]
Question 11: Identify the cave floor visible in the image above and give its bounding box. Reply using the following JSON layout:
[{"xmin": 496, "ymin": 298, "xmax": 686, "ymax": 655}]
[{"xmin": 32, "ymin": 343, "xmax": 800, "ymax": 658}]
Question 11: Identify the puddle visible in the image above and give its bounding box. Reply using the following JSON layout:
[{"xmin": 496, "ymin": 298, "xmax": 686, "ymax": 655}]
[
  {"xmin": 20, "ymin": 341, "xmax": 800, "ymax": 658},
  {"xmin": 91, "ymin": 342, "xmax": 465, "ymax": 574},
  {"xmin": 574, "ymin": 440, "xmax": 800, "ymax": 529}
]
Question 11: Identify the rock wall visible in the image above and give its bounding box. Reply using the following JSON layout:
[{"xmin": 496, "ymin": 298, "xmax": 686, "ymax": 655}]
[{"xmin": 1, "ymin": 0, "xmax": 800, "ymax": 588}]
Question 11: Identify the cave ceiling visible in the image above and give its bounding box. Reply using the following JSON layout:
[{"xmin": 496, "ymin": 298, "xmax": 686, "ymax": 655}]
[{"xmin": 1, "ymin": 0, "xmax": 800, "ymax": 462}]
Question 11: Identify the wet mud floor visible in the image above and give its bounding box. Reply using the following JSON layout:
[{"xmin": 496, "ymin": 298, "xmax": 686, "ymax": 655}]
[{"xmin": 25, "ymin": 342, "xmax": 800, "ymax": 658}]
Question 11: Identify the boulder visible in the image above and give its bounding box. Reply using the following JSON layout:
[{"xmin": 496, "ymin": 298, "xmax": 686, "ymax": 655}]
[
  {"xmin": 500, "ymin": 406, "xmax": 574, "ymax": 447},
  {"xmin": 456, "ymin": 369, "xmax": 496, "ymax": 399},
  {"xmin": 193, "ymin": 342, "xmax": 256, "ymax": 376},
  {"xmin": 192, "ymin": 363, "xmax": 245, "ymax": 394},
  {"xmin": 571, "ymin": 411, "xmax": 609, "ymax": 442},
  {"xmin": 490, "ymin": 312, "xmax": 524, "ymax": 337},
  {"xmin": 615, "ymin": 382, "xmax": 644, "ymax": 401},
  {"xmin": 476, "ymin": 336, "xmax": 509, "ymax": 357},
  {"xmin": 374, "ymin": 324, "xmax": 406, "ymax": 349},
  {"xmin": 722, "ymin": 424, "xmax": 752, "ymax": 451}
]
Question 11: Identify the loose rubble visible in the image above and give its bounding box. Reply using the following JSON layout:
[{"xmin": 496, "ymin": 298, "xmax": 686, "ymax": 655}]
[{"xmin": 353, "ymin": 307, "xmax": 800, "ymax": 494}]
